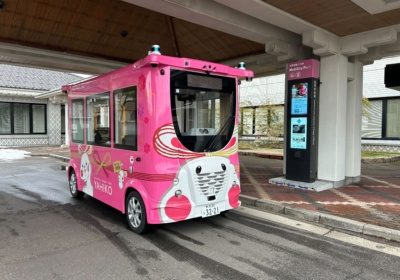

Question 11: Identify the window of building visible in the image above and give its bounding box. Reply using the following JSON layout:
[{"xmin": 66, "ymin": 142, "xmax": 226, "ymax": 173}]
[
  {"xmin": 114, "ymin": 86, "xmax": 137, "ymax": 150},
  {"xmin": 14, "ymin": 103, "xmax": 30, "ymax": 134},
  {"xmin": 0, "ymin": 103, "xmax": 11, "ymax": 134},
  {"xmin": 87, "ymin": 93, "xmax": 110, "ymax": 146},
  {"xmin": 0, "ymin": 102, "xmax": 46, "ymax": 135},
  {"xmin": 386, "ymin": 99, "xmax": 400, "ymax": 138},
  {"xmin": 32, "ymin": 104, "xmax": 46, "ymax": 133},
  {"xmin": 241, "ymin": 107, "xmax": 255, "ymax": 135},
  {"xmin": 362, "ymin": 98, "xmax": 400, "ymax": 140},
  {"xmin": 61, "ymin": 105, "xmax": 65, "ymax": 135},
  {"xmin": 72, "ymin": 99, "xmax": 84, "ymax": 143},
  {"xmin": 362, "ymin": 100, "xmax": 383, "ymax": 139}
]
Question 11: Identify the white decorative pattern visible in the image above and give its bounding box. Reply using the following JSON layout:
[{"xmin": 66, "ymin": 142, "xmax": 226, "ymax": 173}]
[
  {"xmin": 48, "ymin": 103, "xmax": 61, "ymax": 145},
  {"xmin": 0, "ymin": 137, "xmax": 48, "ymax": 147},
  {"xmin": 362, "ymin": 144, "xmax": 400, "ymax": 153}
]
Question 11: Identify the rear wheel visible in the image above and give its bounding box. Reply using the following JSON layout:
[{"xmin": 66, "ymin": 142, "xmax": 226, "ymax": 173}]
[
  {"xmin": 125, "ymin": 191, "xmax": 148, "ymax": 234},
  {"xmin": 69, "ymin": 170, "xmax": 83, "ymax": 199}
]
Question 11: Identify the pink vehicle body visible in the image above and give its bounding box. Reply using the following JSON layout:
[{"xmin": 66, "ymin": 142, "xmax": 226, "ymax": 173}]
[{"xmin": 65, "ymin": 54, "xmax": 253, "ymax": 224}]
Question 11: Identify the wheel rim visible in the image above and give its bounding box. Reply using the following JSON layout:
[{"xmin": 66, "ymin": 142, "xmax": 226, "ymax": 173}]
[
  {"xmin": 127, "ymin": 197, "xmax": 142, "ymax": 228},
  {"xmin": 70, "ymin": 173, "xmax": 77, "ymax": 194}
]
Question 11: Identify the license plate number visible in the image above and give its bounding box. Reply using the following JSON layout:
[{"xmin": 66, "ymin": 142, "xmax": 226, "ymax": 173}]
[{"xmin": 202, "ymin": 204, "xmax": 220, "ymax": 217}]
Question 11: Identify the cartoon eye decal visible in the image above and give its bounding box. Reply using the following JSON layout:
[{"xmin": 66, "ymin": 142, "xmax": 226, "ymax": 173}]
[{"xmin": 129, "ymin": 156, "xmax": 134, "ymax": 165}]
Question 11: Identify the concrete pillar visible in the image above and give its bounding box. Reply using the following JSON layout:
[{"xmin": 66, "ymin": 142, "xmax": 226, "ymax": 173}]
[
  {"xmin": 345, "ymin": 59, "xmax": 363, "ymax": 182},
  {"xmin": 318, "ymin": 54, "xmax": 348, "ymax": 185},
  {"xmin": 65, "ymin": 102, "xmax": 70, "ymax": 146}
]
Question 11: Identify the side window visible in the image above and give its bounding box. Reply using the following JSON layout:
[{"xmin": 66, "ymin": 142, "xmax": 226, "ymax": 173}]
[
  {"xmin": 87, "ymin": 92, "xmax": 111, "ymax": 146},
  {"xmin": 72, "ymin": 99, "xmax": 84, "ymax": 143},
  {"xmin": 114, "ymin": 87, "xmax": 137, "ymax": 150}
]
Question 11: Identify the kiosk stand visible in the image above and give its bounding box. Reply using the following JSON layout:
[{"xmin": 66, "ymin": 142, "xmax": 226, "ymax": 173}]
[
  {"xmin": 285, "ymin": 59, "xmax": 319, "ymax": 183},
  {"xmin": 270, "ymin": 59, "xmax": 334, "ymax": 191}
]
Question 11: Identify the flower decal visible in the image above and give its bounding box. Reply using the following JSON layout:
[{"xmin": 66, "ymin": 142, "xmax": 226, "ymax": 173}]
[
  {"xmin": 138, "ymin": 74, "xmax": 146, "ymax": 91},
  {"xmin": 144, "ymin": 143, "xmax": 150, "ymax": 154},
  {"xmin": 138, "ymin": 104, "xmax": 145, "ymax": 118}
]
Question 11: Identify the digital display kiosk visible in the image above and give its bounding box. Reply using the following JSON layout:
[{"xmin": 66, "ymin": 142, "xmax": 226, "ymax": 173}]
[{"xmin": 286, "ymin": 59, "xmax": 319, "ymax": 183}]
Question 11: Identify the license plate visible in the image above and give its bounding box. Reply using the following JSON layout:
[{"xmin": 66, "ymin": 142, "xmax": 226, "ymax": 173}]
[{"xmin": 201, "ymin": 204, "xmax": 220, "ymax": 218}]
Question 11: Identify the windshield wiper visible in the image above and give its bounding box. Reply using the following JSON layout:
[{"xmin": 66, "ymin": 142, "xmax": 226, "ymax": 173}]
[{"xmin": 203, "ymin": 115, "xmax": 234, "ymax": 152}]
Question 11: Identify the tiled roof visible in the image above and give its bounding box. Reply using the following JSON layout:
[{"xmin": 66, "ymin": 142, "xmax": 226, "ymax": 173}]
[{"xmin": 0, "ymin": 64, "xmax": 81, "ymax": 91}]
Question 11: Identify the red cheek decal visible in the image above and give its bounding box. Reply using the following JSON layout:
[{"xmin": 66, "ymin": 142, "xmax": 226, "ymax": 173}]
[
  {"xmin": 165, "ymin": 195, "xmax": 191, "ymax": 221},
  {"xmin": 228, "ymin": 185, "xmax": 241, "ymax": 208},
  {"xmin": 171, "ymin": 137, "xmax": 180, "ymax": 148}
]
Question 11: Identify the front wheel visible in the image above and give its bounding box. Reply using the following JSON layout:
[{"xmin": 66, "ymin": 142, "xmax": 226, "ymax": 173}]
[
  {"xmin": 125, "ymin": 191, "xmax": 148, "ymax": 234},
  {"xmin": 69, "ymin": 170, "xmax": 84, "ymax": 199}
]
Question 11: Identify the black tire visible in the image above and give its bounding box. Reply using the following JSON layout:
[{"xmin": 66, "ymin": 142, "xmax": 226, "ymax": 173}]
[
  {"xmin": 125, "ymin": 191, "xmax": 148, "ymax": 234},
  {"xmin": 69, "ymin": 170, "xmax": 84, "ymax": 199}
]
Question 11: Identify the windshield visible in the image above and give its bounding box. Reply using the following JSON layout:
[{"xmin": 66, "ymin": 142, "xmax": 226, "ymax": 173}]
[{"xmin": 170, "ymin": 70, "xmax": 236, "ymax": 152}]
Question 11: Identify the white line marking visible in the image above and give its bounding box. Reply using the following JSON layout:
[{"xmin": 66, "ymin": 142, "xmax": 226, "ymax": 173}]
[
  {"xmin": 325, "ymin": 231, "xmax": 400, "ymax": 257},
  {"xmin": 280, "ymin": 201, "xmax": 311, "ymax": 205},
  {"xmin": 331, "ymin": 189, "xmax": 393, "ymax": 221},
  {"xmin": 241, "ymin": 165, "xmax": 271, "ymax": 200},
  {"xmin": 277, "ymin": 200, "xmax": 400, "ymax": 206},
  {"xmin": 317, "ymin": 201, "xmax": 400, "ymax": 206},
  {"xmin": 236, "ymin": 207, "xmax": 330, "ymax": 235},
  {"xmin": 362, "ymin": 175, "xmax": 400, "ymax": 189},
  {"xmin": 235, "ymin": 207, "xmax": 400, "ymax": 258}
]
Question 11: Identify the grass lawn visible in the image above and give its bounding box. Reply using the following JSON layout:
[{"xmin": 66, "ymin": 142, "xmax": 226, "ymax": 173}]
[
  {"xmin": 362, "ymin": 151, "xmax": 400, "ymax": 158},
  {"xmin": 239, "ymin": 143, "xmax": 400, "ymax": 159}
]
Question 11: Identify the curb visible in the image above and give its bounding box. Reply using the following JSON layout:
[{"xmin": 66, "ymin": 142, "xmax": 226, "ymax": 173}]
[
  {"xmin": 31, "ymin": 153, "xmax": 70, "ymax": 163},
  {"xmin": 48, "ymin": 154, "xmax": 70, "ymax": 162},
  {"xmin": 238, "ymin": 151, "xmax": 283, "ymax": 160},
  {"xmin": 239, "ymin": 151, "xmax": 400, "ymax": 163},
  {"xmin": 362, "ymin": 155, "xmax": 400, "ymax": 164},
  {"xmin": 240, "ymin": 194, "xmax": 400, "ymax": 242}
]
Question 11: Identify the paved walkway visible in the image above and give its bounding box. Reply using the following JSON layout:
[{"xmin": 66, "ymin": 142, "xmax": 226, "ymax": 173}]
[
  {"xmin": 240, "ymin": 155, "xmax": 400, "ymax": 231},
  {"xmin": 5, "ymin": 146, "xmax": 400, "ymax": 231}
]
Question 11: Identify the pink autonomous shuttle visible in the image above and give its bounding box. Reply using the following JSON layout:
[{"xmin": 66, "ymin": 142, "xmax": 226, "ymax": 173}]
[{"xmin": 65, "ymin": 45, "xmax": 253, "ymax": 233}]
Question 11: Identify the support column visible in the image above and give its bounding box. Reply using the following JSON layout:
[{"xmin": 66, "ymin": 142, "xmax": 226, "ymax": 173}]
[
  {"xmin": 65, "ymin": 102, "xmax": 69, "ymax": 146},
  {"xmin": 345, "ymin": 59, "xmax": 363, "ymax": 182},
  {"xmin": 318, "ymin": 54, "xmax": 348, "ymax": 186}
]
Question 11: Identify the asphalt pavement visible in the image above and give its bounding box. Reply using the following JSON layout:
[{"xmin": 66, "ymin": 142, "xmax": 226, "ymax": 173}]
[{"xmin": 0, "ymin": 156, "xmax": 400, "ymax": 280}]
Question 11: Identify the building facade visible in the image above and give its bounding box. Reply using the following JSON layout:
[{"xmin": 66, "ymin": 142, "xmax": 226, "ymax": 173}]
[
  {"xmin": 0, "ymin": 65, "xmax": 80, "ymax": 147},
  {"xmin": 362, "ymin": 57, "xmax": 400, "ymax": 152},
  {"xmin": 239, "ymin": 57, "xmax": 400, "ymax": 152}
]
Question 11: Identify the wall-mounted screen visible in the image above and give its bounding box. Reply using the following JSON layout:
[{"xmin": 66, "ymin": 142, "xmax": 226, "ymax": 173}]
[
  {"xmin": 290, "ymin": 82, "xmax": 308, "ymax": 115},
  {"xmin": 290, "ymin": 117, "xmax": 307, "ymax": 149}
]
